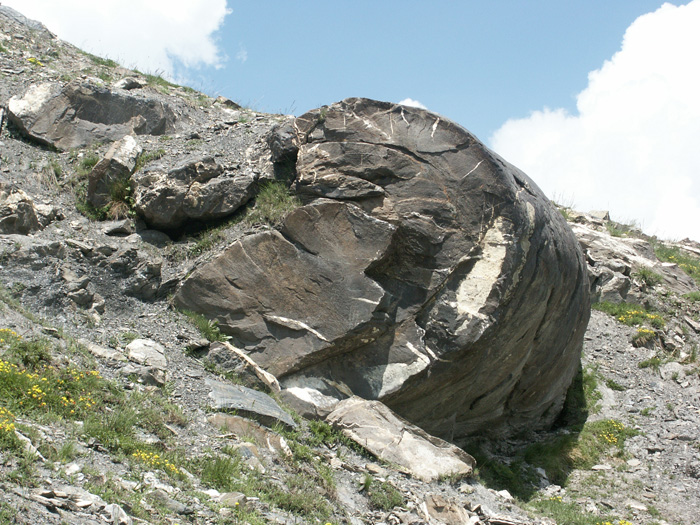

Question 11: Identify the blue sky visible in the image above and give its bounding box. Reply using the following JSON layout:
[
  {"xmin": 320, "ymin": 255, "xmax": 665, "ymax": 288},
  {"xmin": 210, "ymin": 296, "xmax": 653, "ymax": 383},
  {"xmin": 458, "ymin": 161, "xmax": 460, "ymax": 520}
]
[
  {"xmin": 5, "ymin": 1, "xmax": 700, "ymax": 240},
  {"xmin": 188, "ymin": 1, "xmax": 671, "ymax": 140}
]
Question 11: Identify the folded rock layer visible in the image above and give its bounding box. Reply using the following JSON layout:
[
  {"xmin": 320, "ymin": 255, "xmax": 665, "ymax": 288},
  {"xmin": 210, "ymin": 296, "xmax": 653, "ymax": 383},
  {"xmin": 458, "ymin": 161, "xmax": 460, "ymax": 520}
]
[{"xmin": 175, "ymin": 98, "xmax": 590, "ymax": 439}]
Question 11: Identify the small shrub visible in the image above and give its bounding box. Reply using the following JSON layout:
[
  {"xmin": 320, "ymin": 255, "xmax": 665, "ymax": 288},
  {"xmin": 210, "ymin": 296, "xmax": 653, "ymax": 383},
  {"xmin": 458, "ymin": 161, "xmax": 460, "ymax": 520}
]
[
  {"xmin": 529, "ymin": 496, "xmax": 614, "ymax": 525},
  {"xmin": 367, "ymin": 479, "xmax": 403, "ymax": 511},
  {"xmin": 593, "ymin": 302, "xmax": 665, "ymax": 329},
  {"xmin": 684, "ymin": 291, "xmax": 700, "ymax": 302},
  {"xmin": 134, "ymin": 148, "xmax": 166, "ymax": 172},
  {"xmin": 81, "ymin": 51, "xmax": 118, "ymax": 68},
  {"xmin": 187, "ymin": 226, "xmax": 227, "ymax": 258},
  {"xmin": 632, "ymin": 327, "xmax": 657, "ymax": 347},
  {"xmin": 605, "ymin": 378, "xmax": 626, "ymax": 391},
  {"xmin": 638, "ymin": 356, "xmax": 662, "ymax": 372},
  {"xmin": 244, "ymin": 182, "xmax": 300, "ymax": 226},
  {"xmin": 75, "ymin": 152, "xmax": 100, "ymax": 179},
  {"xmin": 634, "ymin": 267, "xmax": 662, "ymax": 287},
  {"xmin": 181, "ymin": 310, "xmax": 230, "ymax": 343}
]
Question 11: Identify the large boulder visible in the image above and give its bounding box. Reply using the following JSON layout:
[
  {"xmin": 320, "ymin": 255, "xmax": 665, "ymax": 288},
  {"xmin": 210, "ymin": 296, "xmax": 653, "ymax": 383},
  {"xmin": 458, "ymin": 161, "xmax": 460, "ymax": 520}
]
[
  {"xmin": 7, "ymin": 81, "xmax": 177, "ymax": 150},
  {"xmin": 133, "ymin": 156, "xmax": 257, "ymax": 229},
  {"xmin": 175, "ymin": 98, "xmax": 590, "ymax": 439}
]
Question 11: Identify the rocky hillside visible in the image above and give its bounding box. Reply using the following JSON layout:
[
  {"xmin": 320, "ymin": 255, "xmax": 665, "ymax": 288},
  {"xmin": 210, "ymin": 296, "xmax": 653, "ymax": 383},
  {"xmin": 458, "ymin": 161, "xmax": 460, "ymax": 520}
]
[{"xmin": 2, "ymin": 6, "xmax": 700, "ymax": 525}]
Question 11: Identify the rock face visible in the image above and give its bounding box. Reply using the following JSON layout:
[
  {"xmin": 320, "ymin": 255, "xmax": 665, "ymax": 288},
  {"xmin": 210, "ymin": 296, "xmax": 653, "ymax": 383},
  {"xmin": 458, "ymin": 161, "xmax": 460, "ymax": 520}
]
[
  {"xmin": 7, "ymin": 81, "xmax": 177, "ymax": 150},
  {"xmin": 175, "ymin": 98, "xmax": 590, "ymax": 439},
  {"xmin": 0, "ymin": 187, "xmax": 41, "ymax": 234},
  {"xmin": 88, "ymin": 135, "xmax": 142, "ymax": 208},
  {"xmin": 133, "ymin": 156, "xmax": 258, "ymax": 229},
  {"xmin": 572, "ymin": 220, "xmax": 698, "ymax": 301}
]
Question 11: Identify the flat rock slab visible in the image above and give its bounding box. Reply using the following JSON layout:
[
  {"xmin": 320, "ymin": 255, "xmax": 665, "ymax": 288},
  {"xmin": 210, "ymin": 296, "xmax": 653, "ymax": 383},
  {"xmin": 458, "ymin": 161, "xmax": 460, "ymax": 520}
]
[
  {"xmin": 125, "ymin": 339, "xmax": 167, "ymax": 369},
  {"xmin": 208, "ymin": 413, "xmax": 291, "ymax": 456},
  {"xmin": 206, "ymin": 379, "xmax": 296, "ymax": 430},
  {"xmin": 7, "ymin": 81, "xmax": 177, "ymax": 150},
  {"xmin": 326, "ymin": 396, "xmax": 475, "ymax": 482}
]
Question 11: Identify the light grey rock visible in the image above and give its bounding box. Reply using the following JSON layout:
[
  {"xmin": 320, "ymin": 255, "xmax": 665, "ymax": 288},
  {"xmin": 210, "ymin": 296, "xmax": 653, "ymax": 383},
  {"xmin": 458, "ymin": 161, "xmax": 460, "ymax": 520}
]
[
  {"xmin": 206, "ymin": 379, "xmax": 296, "ymax": 429},
  {"xmin": 102, "ymin": 219, "xmax": 135, "ymax": 236},
  {"xmin": 7, "ymin": 81, "xmax": 177, "ymax": 150},
  {"xmin": 113, "ymin": 77, "xmax": 145, "ymax": 90},
  {"xmin": 87, "ymin": 135, "xmax": 142, "ymax": 208},
  {"xmin": 0, "ymin": 187, "xmax": 41, "ymax": 234},
  {"xmin": 421, "ymin": 494, "xmax": 473, "ymax": 524},
  {"xmin": 125, "ymin": 339, "xmax": 167, "ymax": 369},
  {"xmin": 207, "ymin": 413, "xmax": 291, "ymax": 456},
  {"xmin": 148, "ymin": 489, "xmax": 192, "ymax": 515},
  {"xmin": 133, "ymin": 156, "xmax": 256, "ymax": 229},
  {"xmin": 104, "ymin": 503, "xmax": 132, "ymax": 525},
  {"xmin": 573, "ymin": 222, "xmax": 697, "ymax": 296},
  {"xmin": 326, "ymin": 396, "xmax": 475, "ymax": 482}
]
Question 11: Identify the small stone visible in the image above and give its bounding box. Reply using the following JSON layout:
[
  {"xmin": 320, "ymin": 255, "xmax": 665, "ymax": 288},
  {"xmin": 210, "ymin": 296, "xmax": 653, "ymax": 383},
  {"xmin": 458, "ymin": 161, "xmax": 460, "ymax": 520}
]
[
  {"xmin": 627, "ymin": 459, "xmax": 641, "ymax": 468},
  {"xmin": 459, "ymin": 483, "xmax": 475, "ymax": 495},
  {"xmin": 496, "ymin": 489, "xmax": 514, "ymax": 502},
  {"xmin": 219, "ymin": 492, "xmax": 245, "ymax": 506},
  {"xmin": 627, "ymin": 500, "xmax": 647, "ymax": 511},
  {"xmin": 63, "ymin": 462, "xmax": 82, "ymax": 475},
  {"xmin": 592, "ymin": 464, "xmax": 612, "ymax": 471}
]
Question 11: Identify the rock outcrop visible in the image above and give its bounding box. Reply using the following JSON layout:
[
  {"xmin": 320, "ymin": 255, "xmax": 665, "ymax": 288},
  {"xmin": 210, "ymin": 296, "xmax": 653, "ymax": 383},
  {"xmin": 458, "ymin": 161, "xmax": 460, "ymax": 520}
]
[
  {"xmin": 0, "ymin": 187, "xmax": 41, "ymax": 234},
  {"xmin": 87, "ymin": 135, "xmax": 142, "ymax": 208},
  {"xmin": 7, "ymin": 81, "xmax": 178, "ymax": 150},
  {"xmin": 133, "ymin": 156, "xmax": 259, "ymax": 229},
  {"xmin": 175, "ymin": 98, "xmax": 591, "ymax": 439}
]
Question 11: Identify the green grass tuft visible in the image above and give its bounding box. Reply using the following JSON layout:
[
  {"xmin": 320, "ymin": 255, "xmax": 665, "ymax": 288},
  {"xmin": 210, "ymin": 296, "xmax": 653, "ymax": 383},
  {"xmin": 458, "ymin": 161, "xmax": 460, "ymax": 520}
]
[
  {"xmin": 653, "ymin": 242, "xmax": 700, "ymax": 284},
  {"xmin": 243, "ymin": 182, "xmax": 300, "ymax": 226}
]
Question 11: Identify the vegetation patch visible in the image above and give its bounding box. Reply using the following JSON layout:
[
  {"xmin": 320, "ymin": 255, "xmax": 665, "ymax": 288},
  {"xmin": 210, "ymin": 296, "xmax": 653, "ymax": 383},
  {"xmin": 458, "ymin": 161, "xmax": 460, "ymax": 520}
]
[
  {"xmin": 1, "ymin": 332, "xmax": 186, "ymax": 481},
  {"xmin": 134, "ymin": 148, "xmax": 166, "ymax": 172},
  {"xmin": 363, "ymin": 475, "xmax": 404, "ymax": 510},
  {"xmin": 181, "ymin": 310, "xmax": 230, "ymax": 343},
  {"xmin": 243, "ymin": 181, "xmax": 300, "ymax": 226},
  {"xmin": 653, "ymin": 242, "xmax": 700, "ymax": 284},
  {"xmin": 80, "ymin": 50, "xmax": 119, "ymax": 68},
  {"xmin": 523, "ymin": 419, "xmax": 637, "ymax": 488},
  {"xmin": 631, "ymin": 327, "xmax": 657, "ymax": 347},
  {"xmin": 593, "ymin": 302, "xmax": 665, "ymax": 329},
  {"xmin": 634, "ymin": 267, "xmax": 662, "ymax": 287},
  {"xmin": 684, "ymin": 291, "xmax": 700, "ymax": 302},
  {"xmin": 529, "ymin": 496, "xmax": 622, "ymax": 525},
  {"xmin": 195, "ymin": 445, "xmax": 335, "ymax": 520}
]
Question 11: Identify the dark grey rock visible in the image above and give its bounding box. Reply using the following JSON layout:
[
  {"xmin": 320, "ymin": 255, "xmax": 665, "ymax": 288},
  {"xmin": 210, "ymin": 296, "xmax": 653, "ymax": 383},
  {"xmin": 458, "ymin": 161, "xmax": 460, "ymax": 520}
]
[
  {"xmin": 178, "ymin": 98, "xmax": 590, "ymax": 440},
  {"xmin": 7, "ymin": 81, "xmax": 178, "ymax": 150}
]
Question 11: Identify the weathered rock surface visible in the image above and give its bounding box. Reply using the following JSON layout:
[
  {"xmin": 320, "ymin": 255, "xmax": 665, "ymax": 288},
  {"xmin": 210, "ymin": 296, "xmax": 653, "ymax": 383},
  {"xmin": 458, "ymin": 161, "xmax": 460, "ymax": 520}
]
[
  {"xmin": 572, "ymin": 220, "xmax": 698, "ymax": 301},
  {"xmin": 177, "ymin": 98, "xmax": 590, "ymax": 439},
  {"xmin": 87, "ymin": 135, "xmax": 142, "ymax": 208},
  {"xmin": 7, "ymin": 81, "xmax": 178, "ymax": 150},
  {"xmin": 206, "ymin": 379, "xmax": 296, "ymax": 430},
  {"xmin": 133, "ymin": 156, "xmax": 259, "ymax": 229},
  {"xmin": 0, "ymin": 187, "xmax": 41, "ymax": 234},
  {"xmin": 326, "ymin": 397, "xmax": 476, "ymax": 482}
]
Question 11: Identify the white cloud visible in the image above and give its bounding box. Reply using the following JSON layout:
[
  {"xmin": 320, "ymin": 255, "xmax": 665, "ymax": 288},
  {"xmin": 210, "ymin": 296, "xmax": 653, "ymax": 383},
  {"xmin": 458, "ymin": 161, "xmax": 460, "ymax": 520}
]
[
  {"xmin": 490, "ymin": 0, "xmax": 700, "ymax": 241},
  {"xmin": 2, "ymin": 0, "xmax": 231, "ymax": 78},
  {"xmin": 235, "ymin": 47, "xmax": 248, "ymax": 64},
  {"xmin": 399, "ymin": 98, "xmax": 428, "ymax": 110}
]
